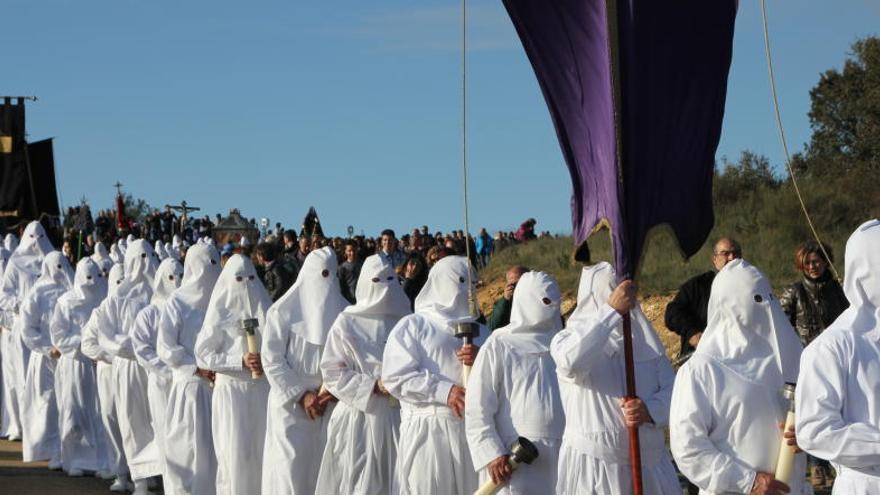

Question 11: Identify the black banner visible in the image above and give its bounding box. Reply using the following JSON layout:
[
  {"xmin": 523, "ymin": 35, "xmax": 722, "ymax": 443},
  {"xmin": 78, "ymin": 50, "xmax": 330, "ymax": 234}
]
[
  {"xmin": 0, "ymin": 98, "xmax": 30, "ymax": 230},
  {"xmin": 27, "ymin": 138, "xmax": 61, "ymax": 219},
  {"xmin": 300, "ymin": 206, "xmax": 325, "ymax": 239}
]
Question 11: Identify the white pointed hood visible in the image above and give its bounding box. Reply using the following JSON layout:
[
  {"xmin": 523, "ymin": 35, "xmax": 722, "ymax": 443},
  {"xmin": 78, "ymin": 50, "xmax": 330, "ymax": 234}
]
[
  {"xmin": 567, "ymin": 261, "xmax": 666, "ymax": 362},
  {"xmin": 107, "ymin": 263, "xmax": 126, "ymax": 298},
  {"xmin": 696, "ymin": 259, "xmax": 802, "ymax": 386},
  {"xmin": 414, "ymin": 255, "xmax": 478, "ymax": 325},
  {"xmin": 154, "ymin": 241, "xmax": 169, "ymax": 261},
  {"xmin": 152, "ymin": 257, "xmax": 183, "ymax": 306},
  {"xmin": 70, "ymin": 257, "xmax": 105, "ymax": 305},
  {"xmin": 494, "ymin": 271, "xmax": 562, "ymax": 353},
  {"xmin": 829, "ymin": 219, "xmax": 880, "ymax": 340},
  {"xmin": 174, "ymin": 244, "xmax": 221, "ymax": 311},
  {"xmin": 35, "ymin": 251, "xmax": 74, "ymax": 291},
  {"xmin": 4, "ymin": 233, "xmax": 19, "ymax": 251},
  {"xmin": 343, "ymin": 254, "xmax": 411, "ymax": 318},
  {"xmin": 202, "ymin": 254, "xmax": 272, "ymax": 338},
  {"xmin": 269, "ymin": 246, "xmax": 347, "ymax": 346},
  {"xmin": 109, "ymin": 242, "xmax": 123, "ymax": 264},
  {"xmin": 118, "ymin": 239, "xmax": 157, "ymax": 302},
  {"xmin": 8, "ymin": 221, "xmax": 54, "ymax": 276}
]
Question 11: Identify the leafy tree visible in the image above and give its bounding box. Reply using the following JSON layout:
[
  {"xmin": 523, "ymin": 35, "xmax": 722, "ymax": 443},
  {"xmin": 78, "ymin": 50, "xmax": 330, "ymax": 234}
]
[{"xmin": 804, "ymin": 36, "xmax": 880, "ymax": 175}]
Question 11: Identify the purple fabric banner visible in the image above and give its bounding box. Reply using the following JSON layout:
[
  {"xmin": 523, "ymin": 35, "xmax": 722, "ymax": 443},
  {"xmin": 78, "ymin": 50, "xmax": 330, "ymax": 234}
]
[{"xmin": 502, "ymin": 0, "xmax": 737, "ymax": 279}]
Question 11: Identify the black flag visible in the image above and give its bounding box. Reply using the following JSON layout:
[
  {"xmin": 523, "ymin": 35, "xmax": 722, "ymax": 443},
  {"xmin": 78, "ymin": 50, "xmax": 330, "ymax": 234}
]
[
  {"xmin": 27, "ymin": 139, "xmax": 61, "ymax": 219},
  {"xmin": 299, "ymin": 206, "xmax": 325, "ymax": 239},
  {"xmin": 0, "ymin": 98, "xmax": 32, "ymax": 229}
]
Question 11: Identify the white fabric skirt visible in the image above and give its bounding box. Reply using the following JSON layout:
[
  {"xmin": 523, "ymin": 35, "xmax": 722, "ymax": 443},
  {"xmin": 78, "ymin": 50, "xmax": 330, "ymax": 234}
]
[
  {"xmin": 832, "ymin": 467, "xmax": 880, "ymax": 495},
  {"xmin": 146, "ymin": 372, "xmax": 170, "ymax": 475},
  {"xmin": 212, "ymin": 374, "xmax": 268, "ymax": 495},
  {"xmin": 56, "ymin": 354, "xmax": 105, "ymax": 472},
  {"xmin": 392, "ymin": 410, "xmax": 478, "ymax": 495},
  {"xmin": 97, "ymin": 360, "xmax": 127, "ymax": 476},
  {"xmin": 113, "ymin": 357, "xmax": 160, "ymax": 480},
  {"xmin": 21, "ymin": 352, "xmax": 60, "ymax": 462},
  {"xmin": 261, "ymin": 391, "xmax": 332, "ymax": 495},
  {"xmin": 164, "ymin": 375, "xmax": 216, "ymax": 495},
  {"xmin": 1, "ymin": 331, "xmax": 23, "ymax": 438},
  {"xmin": 555, "ymin": 439, "xmax": 681, "ymax": 495},
  {"xmin": 315, "ymin": 398, "xmax": 400, "ymax": 495}
]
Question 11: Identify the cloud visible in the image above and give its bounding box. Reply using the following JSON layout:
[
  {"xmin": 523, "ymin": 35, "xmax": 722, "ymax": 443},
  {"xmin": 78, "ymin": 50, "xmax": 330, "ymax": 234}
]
[{"xmin": 315, "ymin": 4, "xmax": 519, "ymax": 53}]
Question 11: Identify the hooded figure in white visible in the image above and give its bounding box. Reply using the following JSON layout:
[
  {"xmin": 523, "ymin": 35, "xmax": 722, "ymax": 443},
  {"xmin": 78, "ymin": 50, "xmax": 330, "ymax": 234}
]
[
  {"xmin": 109, "ymin": 243, "xmax": 123, "ymax": 265},
  {"xmin": 131, "ymin": 257, "xmax": 183, "ymax": 476},
  {"xmin": 315, "ymin": 254, "xmax": 412, "ymax": 494},
  {"xmin": 194, "ymin": 254, "xmax": 272, "ymax": 495},
  {"xmin": 82, "ymin": 262, "xmax": 130, "ymax": 487},
  {"xmin": 19, "ymin": 251, "xmax": 73, "ymax": 464},
  {"xmin": 92, "ymin": 241, "xmax": 114, "ymax": 276},
  {"xmin": 550, "ymin": 261, "xmax": 679, "ymax": 494},
  {"xmin": 51, "ymin": 258, "xmax": 112, "ymax": 475},
  {"xmin": 261, "ymin": 247, "xmax": 348, "ymax": 495},
  {"xmin": 796, "ymin": 219, "xmax": 880, "ymax": 494},
  {"xmin": 466, "ymin": 271, "xmax": 564, "ymax": 494},
  {"xmin": 0, "ymin": 221, "xmax": 53, "ymax": 440},
  {"xmin": 381, "ymin": 255, "xmax": 484, "ymax": 495},
  {"xmin": 91, "ymin": 239, "xmax": 161, "ymax": 492},
  {"xmin": 670, "ymin": 259, "xmax": 807, "ymax": 494},
  {"xmin": 157, "ymin": 244, "xmax": 221, "ymax": 495}
]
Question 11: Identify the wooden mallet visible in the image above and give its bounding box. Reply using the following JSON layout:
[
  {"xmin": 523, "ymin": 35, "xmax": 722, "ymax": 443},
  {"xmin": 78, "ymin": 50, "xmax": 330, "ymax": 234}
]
[{"xmin": 473, "ymin": 437, "xmax": 540, "ymax": 495}]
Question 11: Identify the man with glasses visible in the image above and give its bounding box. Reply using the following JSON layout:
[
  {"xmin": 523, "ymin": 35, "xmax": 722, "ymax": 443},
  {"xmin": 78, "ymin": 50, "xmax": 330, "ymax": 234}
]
[{"xmin": 665, "ymin": 238, "xmax": 742, "ymax": 359}]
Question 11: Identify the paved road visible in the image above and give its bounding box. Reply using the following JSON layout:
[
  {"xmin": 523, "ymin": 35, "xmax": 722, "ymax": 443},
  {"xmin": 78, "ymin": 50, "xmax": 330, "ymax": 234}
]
[{"xmin": 0, "ymin": 439, "xmax": 110, "ymax": 495}]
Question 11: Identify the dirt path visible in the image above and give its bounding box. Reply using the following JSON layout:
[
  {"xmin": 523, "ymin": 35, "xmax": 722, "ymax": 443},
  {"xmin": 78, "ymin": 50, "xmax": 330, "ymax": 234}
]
[{"xmin": 0, "ymin": 440, "xmax": 110, "ymax": 495}]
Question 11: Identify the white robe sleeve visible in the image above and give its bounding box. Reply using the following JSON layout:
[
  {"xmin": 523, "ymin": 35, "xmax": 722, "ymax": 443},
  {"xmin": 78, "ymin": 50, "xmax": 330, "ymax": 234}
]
[
  {"xmin": 551, "ymin": 304, "xmax": 621, "ymax": 378},
  {"xmin": 670, "ymin": 363, "xmax": 757, "ymax": 494},
  {"xmin": 194, "ymin": 321, "xmax": 242, "ymax": 372},
  {"xmin": 50, "ymin": 303, "xmax": 82, "ymax": 358},
  {"xmin": 643, "ymin": 357, "xmax": 675, "ymax": 428},
  {"xmin": 157, "ymin": 300, "xmax": 198, "ymax": 376},
  {"xmin": 20, "ymin": 291, "xmax": 52, "ymax": 355},
  {"xmin": 131, "ymin": 307, "xmax": 169, "ymax": 377},
  {"xmin": 381, "ymin": 318, "xmax": 455, "ymax": 407},
  {"xmin": 796, "ymin": 336, "xmax": 880, "ymax": 468},
  {"xmin": 320, "ymin": 323, "xmax": 376, "ymax": 412},
  {"xmin": 0, "ymin": 268, "xmax": 21, "ymax": 328},
  {"xmin": 464, "ymin": 337, "xmax": 506, "ymax": 471},
  {"xmin": 81, "ymin": 311, "xmax": 112, "ymax": 364},
  {"xmin": 93, "ymin": 298, "xmax": 133, "ymax": 359},
  {"xmin": 262, "ymin": 312, "xmax": 308, "ymax": 405}
]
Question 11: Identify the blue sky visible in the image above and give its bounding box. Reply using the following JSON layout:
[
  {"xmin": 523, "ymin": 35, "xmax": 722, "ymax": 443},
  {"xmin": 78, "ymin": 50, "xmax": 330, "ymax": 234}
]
[{"xmin": 4, "ymin": 0, "xmax": 877, "ymax": 237}]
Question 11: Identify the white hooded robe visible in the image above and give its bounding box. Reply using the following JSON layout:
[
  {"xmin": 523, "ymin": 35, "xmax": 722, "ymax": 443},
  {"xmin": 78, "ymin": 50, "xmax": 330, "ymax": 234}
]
[
  {"xmin": 381, "ymin": 255, "xmax": 483, "ymax": 495},
  {"xmin": 261, "ymin": 247, "xmax": 347, "ymax": 495},
  {"xmin": 51, "ymin": 258, "xmax": 110, "ymax": 473},
  {"xmin": 157, "ymin": 244, "xmax": 221, "ymax": 495},
  {"xmin": 315, "ymin": 254, "xmax": 411, "ymax": 494},
  {"xmin": 796, "ymin": 219, "xmax": 880, "ymax": 494},
  {"xmin": 466, "ymin": 271, "xmax": 564, "ymax": 494},
  {"xmin": 19, "ymin": 251, "xmax": 73, "ymax": 462},
  {"xmin": 670, "ymin": 259, "xmax": 808, "ymax": 494},
  {"xmin": 194, "ymin": 254, "xmax": 272, "ymax": 495},
  {"xmin": 551, "ymin": 262, "xmax": 679, "ymax": 494}
]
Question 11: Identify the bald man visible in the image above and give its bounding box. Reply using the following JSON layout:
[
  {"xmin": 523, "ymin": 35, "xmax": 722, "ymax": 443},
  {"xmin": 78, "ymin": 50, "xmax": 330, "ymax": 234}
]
[{"xmin": 487, "ymin": 265, "xmax": 529, "ymax": 331}]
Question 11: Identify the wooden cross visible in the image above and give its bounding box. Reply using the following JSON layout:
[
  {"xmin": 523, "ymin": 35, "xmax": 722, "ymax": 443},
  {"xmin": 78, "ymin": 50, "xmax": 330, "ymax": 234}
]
[
  {"xmin": 113, "ymin": 181, "xmax": 124, "ymax": 197},
  {"xmin": 165, "ymin": 200, "xmax": 201, "ymax": 234}
]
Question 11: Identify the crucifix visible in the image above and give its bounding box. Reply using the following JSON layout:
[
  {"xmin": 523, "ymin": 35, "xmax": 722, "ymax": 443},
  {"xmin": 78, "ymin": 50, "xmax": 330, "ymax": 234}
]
[
  {"xmin": 166, "ymin": 200, "xmax": 201, "ymax": 234},
  {"xmin": 113, "ymin": 181, "xmax": 124, "ymax": 197}
]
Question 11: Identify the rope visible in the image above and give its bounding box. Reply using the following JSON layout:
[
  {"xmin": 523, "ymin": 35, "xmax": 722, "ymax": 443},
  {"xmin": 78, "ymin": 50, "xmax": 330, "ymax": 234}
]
[
  {"xmin": 759, "ymin": 0, "xmax": 841, "ymax": 282},
  {"xmin": 461, "ymin": 0, "xmax": 476, "ymax": 315}
]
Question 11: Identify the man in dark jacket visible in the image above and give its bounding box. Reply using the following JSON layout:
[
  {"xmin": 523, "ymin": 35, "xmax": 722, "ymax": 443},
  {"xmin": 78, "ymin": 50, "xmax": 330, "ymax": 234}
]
[
  {"xmin": 255, "ymin": 242, "xmax": 295, "ymax": 302},
  {"xmin": 338, "ymin": 240, "xmax": 362, "ymax": 304},
  {"xmin": 487, "ymin": 265, "xmax": 529, "ymax": 330},
  {"xmin": 665, "ymin": 238, "xmax": 742, "ymax": 359}
]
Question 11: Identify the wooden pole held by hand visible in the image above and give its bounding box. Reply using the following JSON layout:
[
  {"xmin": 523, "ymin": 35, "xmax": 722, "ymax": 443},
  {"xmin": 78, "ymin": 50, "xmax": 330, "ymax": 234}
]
[{"xmin": 623, "ymin": 313, "xmax": 644, "ymax": 495}]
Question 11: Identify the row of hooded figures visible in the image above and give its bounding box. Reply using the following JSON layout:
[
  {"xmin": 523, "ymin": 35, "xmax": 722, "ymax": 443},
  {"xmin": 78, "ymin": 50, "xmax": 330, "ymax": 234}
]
[{"xmin": 0, "ymin": 219, "xmax": 878, "ymax": 495}]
